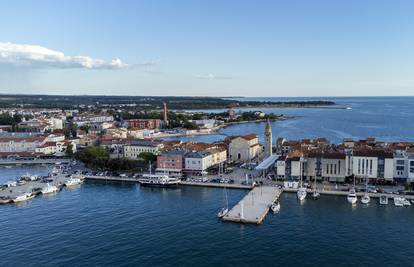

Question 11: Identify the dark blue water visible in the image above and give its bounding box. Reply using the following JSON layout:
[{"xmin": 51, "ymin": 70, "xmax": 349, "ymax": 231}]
[
  {"xmin": 2, "ymin": 97, "xmax": 414, "ymax": 266},
  {"xmin": 168, "ymin": 96, "xmax": 414, "ymax": 143}
]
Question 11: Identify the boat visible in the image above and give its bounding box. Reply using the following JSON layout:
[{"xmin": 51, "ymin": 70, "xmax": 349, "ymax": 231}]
[
  {"xmin": 312, "ymin": 177, "xmax": 320, "ymax": 199},
  {"xmin": 361, "ymin": 195, "xmax": 371, "ymax": 204},
  {"xmin": 297, "ymin": 157, "xmax": 307, "ymax": 201},
  {"xmin": 347, "ymin": 188, "xmax": 358, "ymax": 205},
  {"xmin": 361, "ymin": 175, "xmax": 370, "ymax": 204},
  {"xmin": 41, "ymin": 183, "xmax": 59, "ymax": 194},
  {"xmin": 13, "ymin": 192, "xmax": 34, "ymax": 203},
  {"xmin": 379, "ymin": 195, "xmax": 388, "ymax": 205},
  {"xmin": 270, "ymin": 201, "xmax": 280, "ymax": 213},
  {"xmin": 394, "ymin": 197, "xmax": 404, "ymax": 207},
  {"xmin": 411, "ymin": 200, "xmax": 414, "ymax": 204},
  {"xmin": 217, "ymin": 184, "xmax": 229, "ymax": 218},
  {"xmin": 65, "ymin": 177, "xmax": 83, "ymax": 186},
  {"xmin": 403, "ymin": 198, "xmax": 411, "ymax": 206},
  {"xmin": 138, "ymin": 174, "xmax": 180, "ymax": 186}
]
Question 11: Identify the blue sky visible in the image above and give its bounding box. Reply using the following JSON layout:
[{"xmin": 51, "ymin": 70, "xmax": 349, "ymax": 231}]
[{"xmin": 0, "ymin": 0, "xmax": 413, "ymax": 97}]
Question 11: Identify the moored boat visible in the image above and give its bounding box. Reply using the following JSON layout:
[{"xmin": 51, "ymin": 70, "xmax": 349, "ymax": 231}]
[
  {"xmin": 394, "ymin": 197, "xmax": 404, "ymax": 207},
  {"xmin": 13, "ymin": 192, "xmax": 34, "ymax": 203},
  {"xmin": 297, "ymin": 187, "xmax": 307, "ymax": 201},
  {"xmin": 403, "ymin": 198, "xmax": 411, "ymax": 206},
  {"xmin": 379, "ymin": 195, "xmax": 388, "ymax": 205},
  {"xmin": 361, "ymin": 194, "xmax": 370, "ymax": 204},
  {"xmin": 41, "ymin": 183, "xmax": 59, "ymax": 194},
  {"xmin": 138, "ymin": 174, "xmax": 180, "ymax": 187},
  {"xmin": 347, "ymin": 188, "xmax": 357, "ymax": 205},
  {"xmin": 270, "ymin": 202, "xmax": 280, "ymax": 213},
  {"xmin": 65, "ymin": 177, "xmax": 83, "ymax": 186}
]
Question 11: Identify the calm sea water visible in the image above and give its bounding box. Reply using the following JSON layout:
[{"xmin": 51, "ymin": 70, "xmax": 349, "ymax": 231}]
[
  {"xmin": 169, "ymin": 96, "xmax": 414, "ymax": 143},
  {"xmin": 2, "ymin": 97, "xmax": 414, "ymax": 266}
]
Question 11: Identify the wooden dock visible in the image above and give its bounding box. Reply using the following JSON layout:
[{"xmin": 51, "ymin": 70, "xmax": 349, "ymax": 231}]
[{"xmin": 222, "ymin": 186, "xmax": 282, "ymax": 224}]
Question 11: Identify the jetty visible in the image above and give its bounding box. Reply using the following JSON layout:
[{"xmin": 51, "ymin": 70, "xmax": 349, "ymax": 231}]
[{"xmin": 222, "ymin": 186, "xmax": 282, "ymax": 224}]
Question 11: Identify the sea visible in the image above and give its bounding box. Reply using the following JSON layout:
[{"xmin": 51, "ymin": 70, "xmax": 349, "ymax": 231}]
[{"xmin": 1, "ymin": 97, "xmax": 414, "ymax": 267}]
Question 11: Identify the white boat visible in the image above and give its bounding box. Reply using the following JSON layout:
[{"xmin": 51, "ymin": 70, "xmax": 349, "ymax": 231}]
[
  {"xmin": 379, "ymin": 195, "xmax": 388, "ymax": 205},
  {"xmin": 411, "ymin": 200, "xmax": 414, "ymax": 204},
  {"xmin": 312, "ymin": 191, "xmax": 320, "ymax": 199},
  {"xmin": 394, "ymin": 197, "xmax": 404, "ymax": 207},
  {"xmin": 270, "ymin": 202, "xmax": 280, "ymax": 213},
  {"xmin": 138, "ymin": 174, "xmax": 180, "ymax": 186},
  {"xmin": 217, "ymin": 185, "xmax": 229, "ymax": 218},
  {"xmin": 403, "ymin": 198, "xmax": 411, "ymax": 206},
  {"xmin": 13, "ymin": 192, "xmax": 34, "ymax": 203},
  {"xmin": 361, "ymin": 194, "xmax": 370, "ymax": 204},
  {"xmin": 65, "ymin": 177, "xmax": 83, "ymax": 186},
  {"xmin": 347, "ymin": 188, "xmax": 358, "ymax": 205},
  {"xmin": 41, "ymin": 183, "xmax": 59, "ymax": 194},
  {"xmin": 297, "ymin": 187, "xmax": 307, "ymax": 201}
]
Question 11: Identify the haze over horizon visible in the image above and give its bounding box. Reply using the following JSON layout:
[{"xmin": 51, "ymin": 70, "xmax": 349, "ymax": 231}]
[{"xmin": 1, "ymin": 0, "xmax": 413, "ymax": 97}]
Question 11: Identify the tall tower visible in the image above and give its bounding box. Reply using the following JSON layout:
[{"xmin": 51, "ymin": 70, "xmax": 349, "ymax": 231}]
[
  {"xmin": 264, "ymin": 119, "xmax": 272, "ymax": 157},
  {"xmin": 163, "ymin": 102, "xmax": 168, "ymax": 128}
]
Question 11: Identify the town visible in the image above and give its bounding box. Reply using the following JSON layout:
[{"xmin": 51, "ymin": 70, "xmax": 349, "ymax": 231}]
[{"xmin": 1, "ymin": 103, "xmax": 414, "ymax": 213}]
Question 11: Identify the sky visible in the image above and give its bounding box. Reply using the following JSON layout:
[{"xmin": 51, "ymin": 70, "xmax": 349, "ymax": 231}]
[{"xmin": 0, "ymin": 0, "xmax": 413, "ymax": 97}]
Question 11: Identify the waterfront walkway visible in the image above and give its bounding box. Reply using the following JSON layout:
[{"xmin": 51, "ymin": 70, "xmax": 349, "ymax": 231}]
[
  {"xmin": 0, "ymin": 159, "xmax": 71, "ymax": 165},
  {"xmin": 222, "ymin": 186, "xmax": 281, "ymax": 224}
]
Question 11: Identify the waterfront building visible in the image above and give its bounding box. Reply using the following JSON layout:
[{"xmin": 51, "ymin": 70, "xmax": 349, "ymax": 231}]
[
  {"xmin": 184, "ymin": 151, "xmax": 213, "ymax": 174},
  {"xmin": 0, "ymin": 136, "xmax": 46, "ymax": 153},
  {"xmin": 123, "ymin": 140, "xmax": 163, "ymax": 159},
  {"xmin": 228, "ymin": 134, "xmax": 261, "ymax": 162},
  {"xmin": 264, "ymin": 120, "xmax": 272, "ymax": 158},
  {"xmin": 156, "ymin": 150, "xmax": 185, "ymax": 177},
  {"xmin": 126, "ymin": 119, "xmax": 161, "ymax": 130}
]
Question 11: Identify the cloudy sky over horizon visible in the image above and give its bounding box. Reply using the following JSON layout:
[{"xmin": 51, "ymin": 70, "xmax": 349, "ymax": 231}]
[{"xmin": 1, "ymin": 1, "xmax": 414, "ymax": 97}]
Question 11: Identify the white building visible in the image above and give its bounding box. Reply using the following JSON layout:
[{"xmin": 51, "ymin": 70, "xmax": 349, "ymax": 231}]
[
  {"xmin": 228, "ymin": 134, "xmax": 261, "ymax": 162},
  {"xmin": 184, "ymin": 151, "xmax": 213, "ymax": 172},
  {"xmin": 0, "ymin": 136, "xmax": 46, "ymax": 153},
  {"xmin": 123, "ymin": 141, "xmax": 163, "ymax": 159}
]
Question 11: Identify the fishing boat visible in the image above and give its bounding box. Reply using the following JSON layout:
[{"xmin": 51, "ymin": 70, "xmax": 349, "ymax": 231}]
[
  {"xmin": 217, "ymin": 186, "xmax": 229, "ymax": 218},
  {"xmin": 270, "ymin": 201, "xmax": 280, "ymax": 213},
  {"xmin": 394, "ymin": 197, "xmax": 404, "ymax": 207},
  {"xmin": 347, "ymin": 188, "xmax": 358, "ymax": 205},
  {"xmin": 41, "ymin": 183, "xmax": 59, "ymax": 194},
  {"xmin": 379, "ymin": 195, "xmax": 388, "ymax": 205}
]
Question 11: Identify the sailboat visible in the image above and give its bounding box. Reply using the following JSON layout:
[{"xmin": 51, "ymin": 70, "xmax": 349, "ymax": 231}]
[
  {"xmin": 217, "ymin": 187, "xmax": 229, "ymax": 218},
  {"xmin": 361, "ymin": 176, "xmax": 370, "ymax": 204},
  {"xmin": 297, "ymin": 157, "xmax": 307, "ymax": 201},
  {"xmin": 312, "ymin": 177, "xmax": 320, "ymax": 199}
]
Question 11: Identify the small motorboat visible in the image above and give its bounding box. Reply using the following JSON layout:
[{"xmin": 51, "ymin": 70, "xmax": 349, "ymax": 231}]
[
  {"xmin": 312, "ymin": 191, "xmax": 320, "ymax": 199},
  {"xmin": 411, "ymin": 199, "xmax": 414, "ymax": 204},
  {"xmin": 347, "ymin": 188, "xmax": 358, "ymax": 205},
  {"xmin": 379, "ymin": 195, "xmax": 388, "ymax": 205},
  {"xmin": 217, "ymin": 207, "xmax": 228, "ymax": 218},
  {"xmin": 65, "ymin": 177, "xmax": 83, "ymax": 186},
  {"xmin": 361, "ymin": 194, "xmax": 370, "ymax": 204},
  {"xmin": 270, "ymin": 202, "xmax": 280, "ymax": 213},
  {"xmin": 403, "ymin": 199, "xmax": 411, "ymax": 206},
  {"xmin": 297, "ymin": 187, "xmax": 307, "ymax": 201},
  {"xmin": 394, "ymin": 197, "xmax": 404, "ymax": 207},
  {"xmin": 13, "ymin": 192, "xmax": 34, "ymax": 203}
]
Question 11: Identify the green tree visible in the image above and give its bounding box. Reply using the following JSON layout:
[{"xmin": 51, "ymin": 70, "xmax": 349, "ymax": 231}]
[
  {"xmin": 138, "ymin": 152, "xmax": 157, "ymax": 164},
  {"xmin": 66, "ymin": 144, "xmax": 74, "ymax": 157}
]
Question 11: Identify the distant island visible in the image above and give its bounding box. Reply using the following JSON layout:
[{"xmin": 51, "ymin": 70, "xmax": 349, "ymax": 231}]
[{"xmin": 0, "ymin": 94, "xmax": 336, "ymax": 110}]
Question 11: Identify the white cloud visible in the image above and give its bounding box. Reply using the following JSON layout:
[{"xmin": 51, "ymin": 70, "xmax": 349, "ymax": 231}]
[
  {"xmin": 194, "ymin": 73, "xmax": 232, "ymax": 80},
  {"xmin": 0, "ymin": 42, "xmax": 137, "ymax": 69}
]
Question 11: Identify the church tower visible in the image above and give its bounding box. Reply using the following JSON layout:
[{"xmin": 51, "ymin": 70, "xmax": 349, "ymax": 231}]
[{"xmin": 264, "ymin": 119, "xmax": 272, "ymax": 157}]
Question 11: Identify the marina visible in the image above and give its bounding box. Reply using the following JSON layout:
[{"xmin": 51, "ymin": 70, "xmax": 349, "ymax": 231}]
[{"xmin": 222, "ymin": 186, "xmax": 282, "ymax": 224}]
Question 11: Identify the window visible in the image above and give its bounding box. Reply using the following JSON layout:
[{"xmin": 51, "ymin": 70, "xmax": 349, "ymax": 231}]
[
  {"xmin": 370, "ymin": 160, "xmax": 373, "ymax": 175},
  {"xmin": 358, "ymin": 159, "xmax": 361, "ymax": 174},
  {"xmin": 397, "ymin": 160, "xmax": 405, "ymax": 165},
  {"xmin": 396, "ymin": 166, "xmax": 404, "ymax": 171}
]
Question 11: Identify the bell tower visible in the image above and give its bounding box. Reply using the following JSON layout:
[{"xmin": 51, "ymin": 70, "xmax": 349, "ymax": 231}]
[{"xmin": 264, "ymin": 119, "xmax": 272, "ymax": 157}]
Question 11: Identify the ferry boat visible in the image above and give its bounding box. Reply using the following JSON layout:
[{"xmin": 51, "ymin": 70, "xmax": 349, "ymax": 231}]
[
  {"xmin": 137, "ymin": 174, "xmax": 180, "ymax": 187},
  {"xmin": 13, "ymin": 192, "xmax": 35, "ymax": 203},
  {"xmin": 41, "ymin": 183, "xmax": 59, "ymax": 194}
]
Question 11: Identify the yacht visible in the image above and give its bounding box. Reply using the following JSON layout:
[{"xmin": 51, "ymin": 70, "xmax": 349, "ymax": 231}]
[
  {"xmin": 270, "ymin": 201, "xmax": 280, "ymax": 213},
  {"xmin": 347, "ymin": 188, "xmax": 358, "ymax": 205},
  {"xmin": 394, "ymin": 197, "xmax": 404, "ymax": 207},
  {"xmin": 403, "ymin": 198, "xmax": 411, "ymax": 206},
  {"xmin": 138, "ymin": 174, "xmax": 180, "ymax": 187},
  {"xmin": 65, "ymin": 177, "xmax": 83, "ymax": 186},
  {"xmin": 41, "ymin": 183, "xmax": 59, "ymax": 194},
  {"xmin": 379, "ymin": 195, "xmax": 388, "ymax": 205},
  {"xmin": 13, "ymin": 192, "xmax": 34, "ymax": 203}
]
